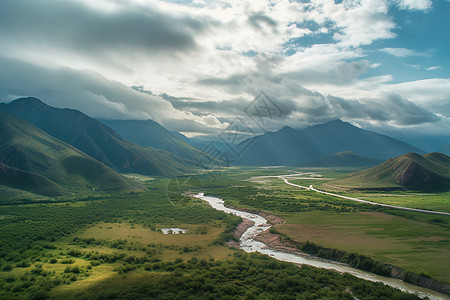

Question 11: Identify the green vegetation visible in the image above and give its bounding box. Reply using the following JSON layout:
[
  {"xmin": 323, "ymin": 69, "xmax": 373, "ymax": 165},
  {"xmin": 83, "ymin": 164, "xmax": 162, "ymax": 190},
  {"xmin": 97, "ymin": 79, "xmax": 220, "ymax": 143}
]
[
  {"xmin": 297, "ymin": 241, "xmax": 391, "ymax": 276},
  {"xmin": 0, "ymin": 97, "xmax": 192, "ymax": 176},
  {"xmin": 0, "ymin": 167, "xmax": 445, "ymax": 299},
  {"xmin": 50, "ymin": 252, "xmax": 420, "ymax": 300},
  {"xmin": 197, "ymin": 167, "xmax": 450, "ymax": 283},
  {"xmin": 326, "ymin": 152, "xmax": 450, "ymax": 191},
  {"xmin": 279, "ymin": 209, "xmax": 450, "ymax": 281},
  {"xmin": 0, "ymin": 110, "xmax": 142, "ymax": 198},
  {"xmin": 348, "ymin": 191, "xmax": 450, "ymax": 213},
  {"xmin": 100, "ymin": 119, "xmax": 206, "ymax": 165},
  {"xmin": 0, "ymin": 179, "xmax": 237, "ymax": 257},
  {"xmin": 0, "ymin": 178, "xmax": 242, "ymax": 299}
]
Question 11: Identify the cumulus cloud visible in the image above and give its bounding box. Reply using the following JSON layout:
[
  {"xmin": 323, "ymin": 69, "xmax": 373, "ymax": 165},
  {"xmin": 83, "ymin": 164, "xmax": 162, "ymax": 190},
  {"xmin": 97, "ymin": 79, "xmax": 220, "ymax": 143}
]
[{"xmin": 326, "ymin": 0, "xmax": 396, "ymax": 47}]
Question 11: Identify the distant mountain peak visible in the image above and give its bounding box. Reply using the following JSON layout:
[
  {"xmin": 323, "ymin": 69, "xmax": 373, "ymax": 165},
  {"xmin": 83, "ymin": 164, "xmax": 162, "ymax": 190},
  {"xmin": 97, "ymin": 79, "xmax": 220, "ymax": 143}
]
[
  {"xmin": 236, "ymin": 118, "xmax": 424, "ymax": 166},
  {"xmin": 278, "ymin": 125, "xmax": 295, "ymax": 132},
  {"xmin": 8, "ymin": 97, "xmax": 46, "ymax": 106},
  {"xmin": 325, "ymin": 119, "xmax": 345, "ymax": 124},
  {"xmin": 322, "ymin": 119, "xmax": 352, "ymax": 127}
]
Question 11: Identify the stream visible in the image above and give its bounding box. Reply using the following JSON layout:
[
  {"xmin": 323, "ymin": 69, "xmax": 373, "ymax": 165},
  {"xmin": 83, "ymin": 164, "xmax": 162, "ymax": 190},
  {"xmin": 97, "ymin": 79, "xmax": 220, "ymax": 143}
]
[{"xmin": 194, "ymin": 193, "xmax": 449, "ymax": 300}]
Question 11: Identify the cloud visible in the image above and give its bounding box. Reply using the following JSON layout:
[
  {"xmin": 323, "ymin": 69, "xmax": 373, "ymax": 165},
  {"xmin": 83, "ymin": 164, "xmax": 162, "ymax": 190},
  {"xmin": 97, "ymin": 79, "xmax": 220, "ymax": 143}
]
[
  {"xmin": 394, "ymin": 0, "xmax": 432, "ymax": 11},
  {"xmin": 0, "ymin": 0, "xmax": 211, "ymax": 76},
  {"xmin": 248, "ymin": 12, "xmax": 278, "ymax": 34},
  {"xmin": 427, "ymin": 66, "xmax": 442, "ymax": 71},
  {"xmin": 0, "ymin": 56, "xmax": 228, "ymax": 135},
  {"xmin": 293, "ymin": 93, "xmax": 439, "ymax": 126},
  {"xmin": 0, "ymin": 0, "xmax": 446, "ymax": 139},
  {"xmin": 326, "ymin": 0, "xmax": 397, "ymax": 47},
  {"xmin": 0, "ymin": 0, "xmax": 206, "ymax": 52},
  {"xmin": 379, "ymin": 48, "xmax": 425, "ymax": 57},
  {"xmin": 193, "ymin": 63, "xmax": 441, "ymax": 129},
  {"xmin": 282, "ymin": 60, "xmax": 371, "ymax": 85},
  {"xmin": 380, "ymin": 78, "xmax": 450, "ymax": 117}
]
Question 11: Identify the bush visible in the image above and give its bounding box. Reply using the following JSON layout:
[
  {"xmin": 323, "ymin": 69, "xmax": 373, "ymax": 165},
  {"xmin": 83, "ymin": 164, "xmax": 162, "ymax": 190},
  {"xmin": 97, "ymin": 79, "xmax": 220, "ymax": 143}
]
[
  {"xmin": 2, "ymin": 264, "xmax": 13, "ymax": 271},
  {"xmin": 49, "ymin": 258, "xmax": 58, "ymax": 264},
  {"xmin": 61, "ymin": 259, "xmax": 74, "ymax": 264}
]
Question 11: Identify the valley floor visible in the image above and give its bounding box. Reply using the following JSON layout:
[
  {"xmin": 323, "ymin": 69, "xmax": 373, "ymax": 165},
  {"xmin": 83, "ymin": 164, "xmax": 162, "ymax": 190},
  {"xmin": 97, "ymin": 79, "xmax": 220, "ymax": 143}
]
[{"xmin": 0, "ymin": 168, "xmax": 448, "ymax": 299}]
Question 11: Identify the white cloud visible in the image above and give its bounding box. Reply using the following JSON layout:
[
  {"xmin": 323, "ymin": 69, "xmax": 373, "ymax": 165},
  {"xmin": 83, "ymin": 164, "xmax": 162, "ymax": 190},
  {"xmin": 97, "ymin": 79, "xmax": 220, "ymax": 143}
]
[
  {"xmin": 379, "ymin": 47, "xmax": 425, "ymax": 57},
  {"xmin": 393, "ymin": 0, "xmax": 432, "ymax": 11},
  {"xmin": 427, "ymin": 66, "xmax": 442, "ymax": 71},
  {"xmin": 380, "ymin": 78, "xmax": 450, "ymax": 116}
]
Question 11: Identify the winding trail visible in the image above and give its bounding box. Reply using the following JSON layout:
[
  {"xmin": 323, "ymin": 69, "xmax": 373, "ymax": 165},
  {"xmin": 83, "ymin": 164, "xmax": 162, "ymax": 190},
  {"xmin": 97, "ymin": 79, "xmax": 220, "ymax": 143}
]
[{"xmin": 278, "ymin": 175, "xmax": 450, "ymax": 216}]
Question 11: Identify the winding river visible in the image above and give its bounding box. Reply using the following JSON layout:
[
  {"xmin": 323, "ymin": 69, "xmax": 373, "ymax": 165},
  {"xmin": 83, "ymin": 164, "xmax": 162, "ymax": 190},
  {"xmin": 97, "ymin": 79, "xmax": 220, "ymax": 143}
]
[{"xmin": 194, "ymin": 193, "xmax": 449, "ymax": 300}]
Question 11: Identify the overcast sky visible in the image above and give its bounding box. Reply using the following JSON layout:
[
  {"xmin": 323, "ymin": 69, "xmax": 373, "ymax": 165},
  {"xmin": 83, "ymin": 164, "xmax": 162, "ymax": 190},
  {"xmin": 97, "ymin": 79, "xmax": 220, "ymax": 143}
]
[{"xmin": 0, "ymin": 0, "xmax": 449, "ymax": 148}]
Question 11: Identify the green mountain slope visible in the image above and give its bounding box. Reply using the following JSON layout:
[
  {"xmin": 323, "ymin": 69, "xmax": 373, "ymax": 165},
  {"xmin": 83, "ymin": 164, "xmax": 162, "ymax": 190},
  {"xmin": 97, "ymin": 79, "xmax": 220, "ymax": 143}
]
[
  {"xmin": 0, "ymin": 98, "xmax": 191, "ymax": 176},
  {"xmin": 329, "ymin": 152, "xmax": 450, "ymax": 191},
  {"xmin": 300, "ymin": 151, "xmax": 383, "ymax": 167},
  {"xmin": 0, "ymin": 111, "xmax": 142, "ymax": 196},
  {"xmin": 99, "ymin": 119, "xmax": 204, "ymax": 163},
  {"xmin": 0, "ymin": 161, "xmax": 64, "ymax": 196}
]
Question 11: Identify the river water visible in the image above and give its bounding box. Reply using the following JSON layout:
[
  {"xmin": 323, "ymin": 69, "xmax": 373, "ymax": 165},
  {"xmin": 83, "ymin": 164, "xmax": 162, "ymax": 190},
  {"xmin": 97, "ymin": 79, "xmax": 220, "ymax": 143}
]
[{"xmin": 194, "ymin": 193, "xmax": 449, "ymax": 300}]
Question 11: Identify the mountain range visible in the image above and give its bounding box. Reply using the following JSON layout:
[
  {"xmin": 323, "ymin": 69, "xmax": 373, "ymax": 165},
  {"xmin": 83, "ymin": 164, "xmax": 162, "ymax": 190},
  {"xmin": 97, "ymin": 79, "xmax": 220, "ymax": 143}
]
[
  {"xmin": 0, "ymin": 97, "xmax": 435, "ymax": 175},
  {"xmin": 327, "ymin": 152, "xmax": 450, "ymax": 191},
  {"xmin": 1, "ymin": 96, "xmax": 448, "ymax": 197},
  {"xmin": 99, "ymin": 119, "xmax": 205, "ymax": 164},
  {"xmin": 0, "ymin": 111, "xmax": 141, "ymax": 197},
  {"xmin": 234, "ymin": 120, "xmax": 424, "ymax": 166},
  {"xmin": 0, "ymin": 98, "xmax": 191, "ymax": 176}
]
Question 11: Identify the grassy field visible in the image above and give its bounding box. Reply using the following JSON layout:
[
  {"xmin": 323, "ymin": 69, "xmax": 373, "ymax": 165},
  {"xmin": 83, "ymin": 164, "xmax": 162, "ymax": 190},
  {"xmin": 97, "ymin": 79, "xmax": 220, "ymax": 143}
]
[
  {"xmin": 44, "ymin": 220, "xmax": 235, "ymax": 297},
  {"xmin": 288, "ymin": 173, "xmax": 450, "ymax": 213},
  {"xmin": 199, "ymin": 167, "xmax": 450, "ymax": 284},
  {"xmin": 74, "ymin": 221, "xmax": 234, "ymax": 261},
  {"xmin": 277, "ymin": 210, "xmax": 450, "ymax": 282},
  {"xmin": 345, "ymin": 192, "xmax": 450, "ymax": 213}
]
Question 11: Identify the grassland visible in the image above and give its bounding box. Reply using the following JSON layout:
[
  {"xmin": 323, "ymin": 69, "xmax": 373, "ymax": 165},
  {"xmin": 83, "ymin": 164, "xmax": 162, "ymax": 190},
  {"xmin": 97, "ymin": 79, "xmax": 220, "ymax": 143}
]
[
  {"xmin": 199, "ymin": 167, "xmax": 450, "ymax": 284},
  {"xmin": 73, "ymin": 221, "xmax": 234, "ymax": 261},
  {"xmin": 287, "ymin": 171, "xmax": 450, "ymax": 213},
  {"xmin": 277, "ymin": 211, "xmax": 450, "ymax": 282}
]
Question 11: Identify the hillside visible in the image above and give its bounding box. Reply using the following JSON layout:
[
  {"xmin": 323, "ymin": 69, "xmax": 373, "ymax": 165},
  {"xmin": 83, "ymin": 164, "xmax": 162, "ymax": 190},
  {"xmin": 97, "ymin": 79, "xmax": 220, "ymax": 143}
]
[
  {"xmin": 300, "ymin": 151, "xmax": 383, "ymax": 167},
  {"xmin": 100, "ymin": 119, "xmax": 204, "ymax": 163},
  {"xmin": 0, "ymin": 161, "xmax": 64, "ymax": 196},
  {"xmin": 0, "ymin": 98, "xmax": 191, "ymax": 176},
  {"xmin": 0, "ymin": 111, "xmax": 142, "ymax": 196},
  {"xmin": 235, "ymin": 120, "xmax": 423, "ymax": 166},
  {"xmin": 327, "ymin": 152, "xmax": 450, "ymax": 191}
]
